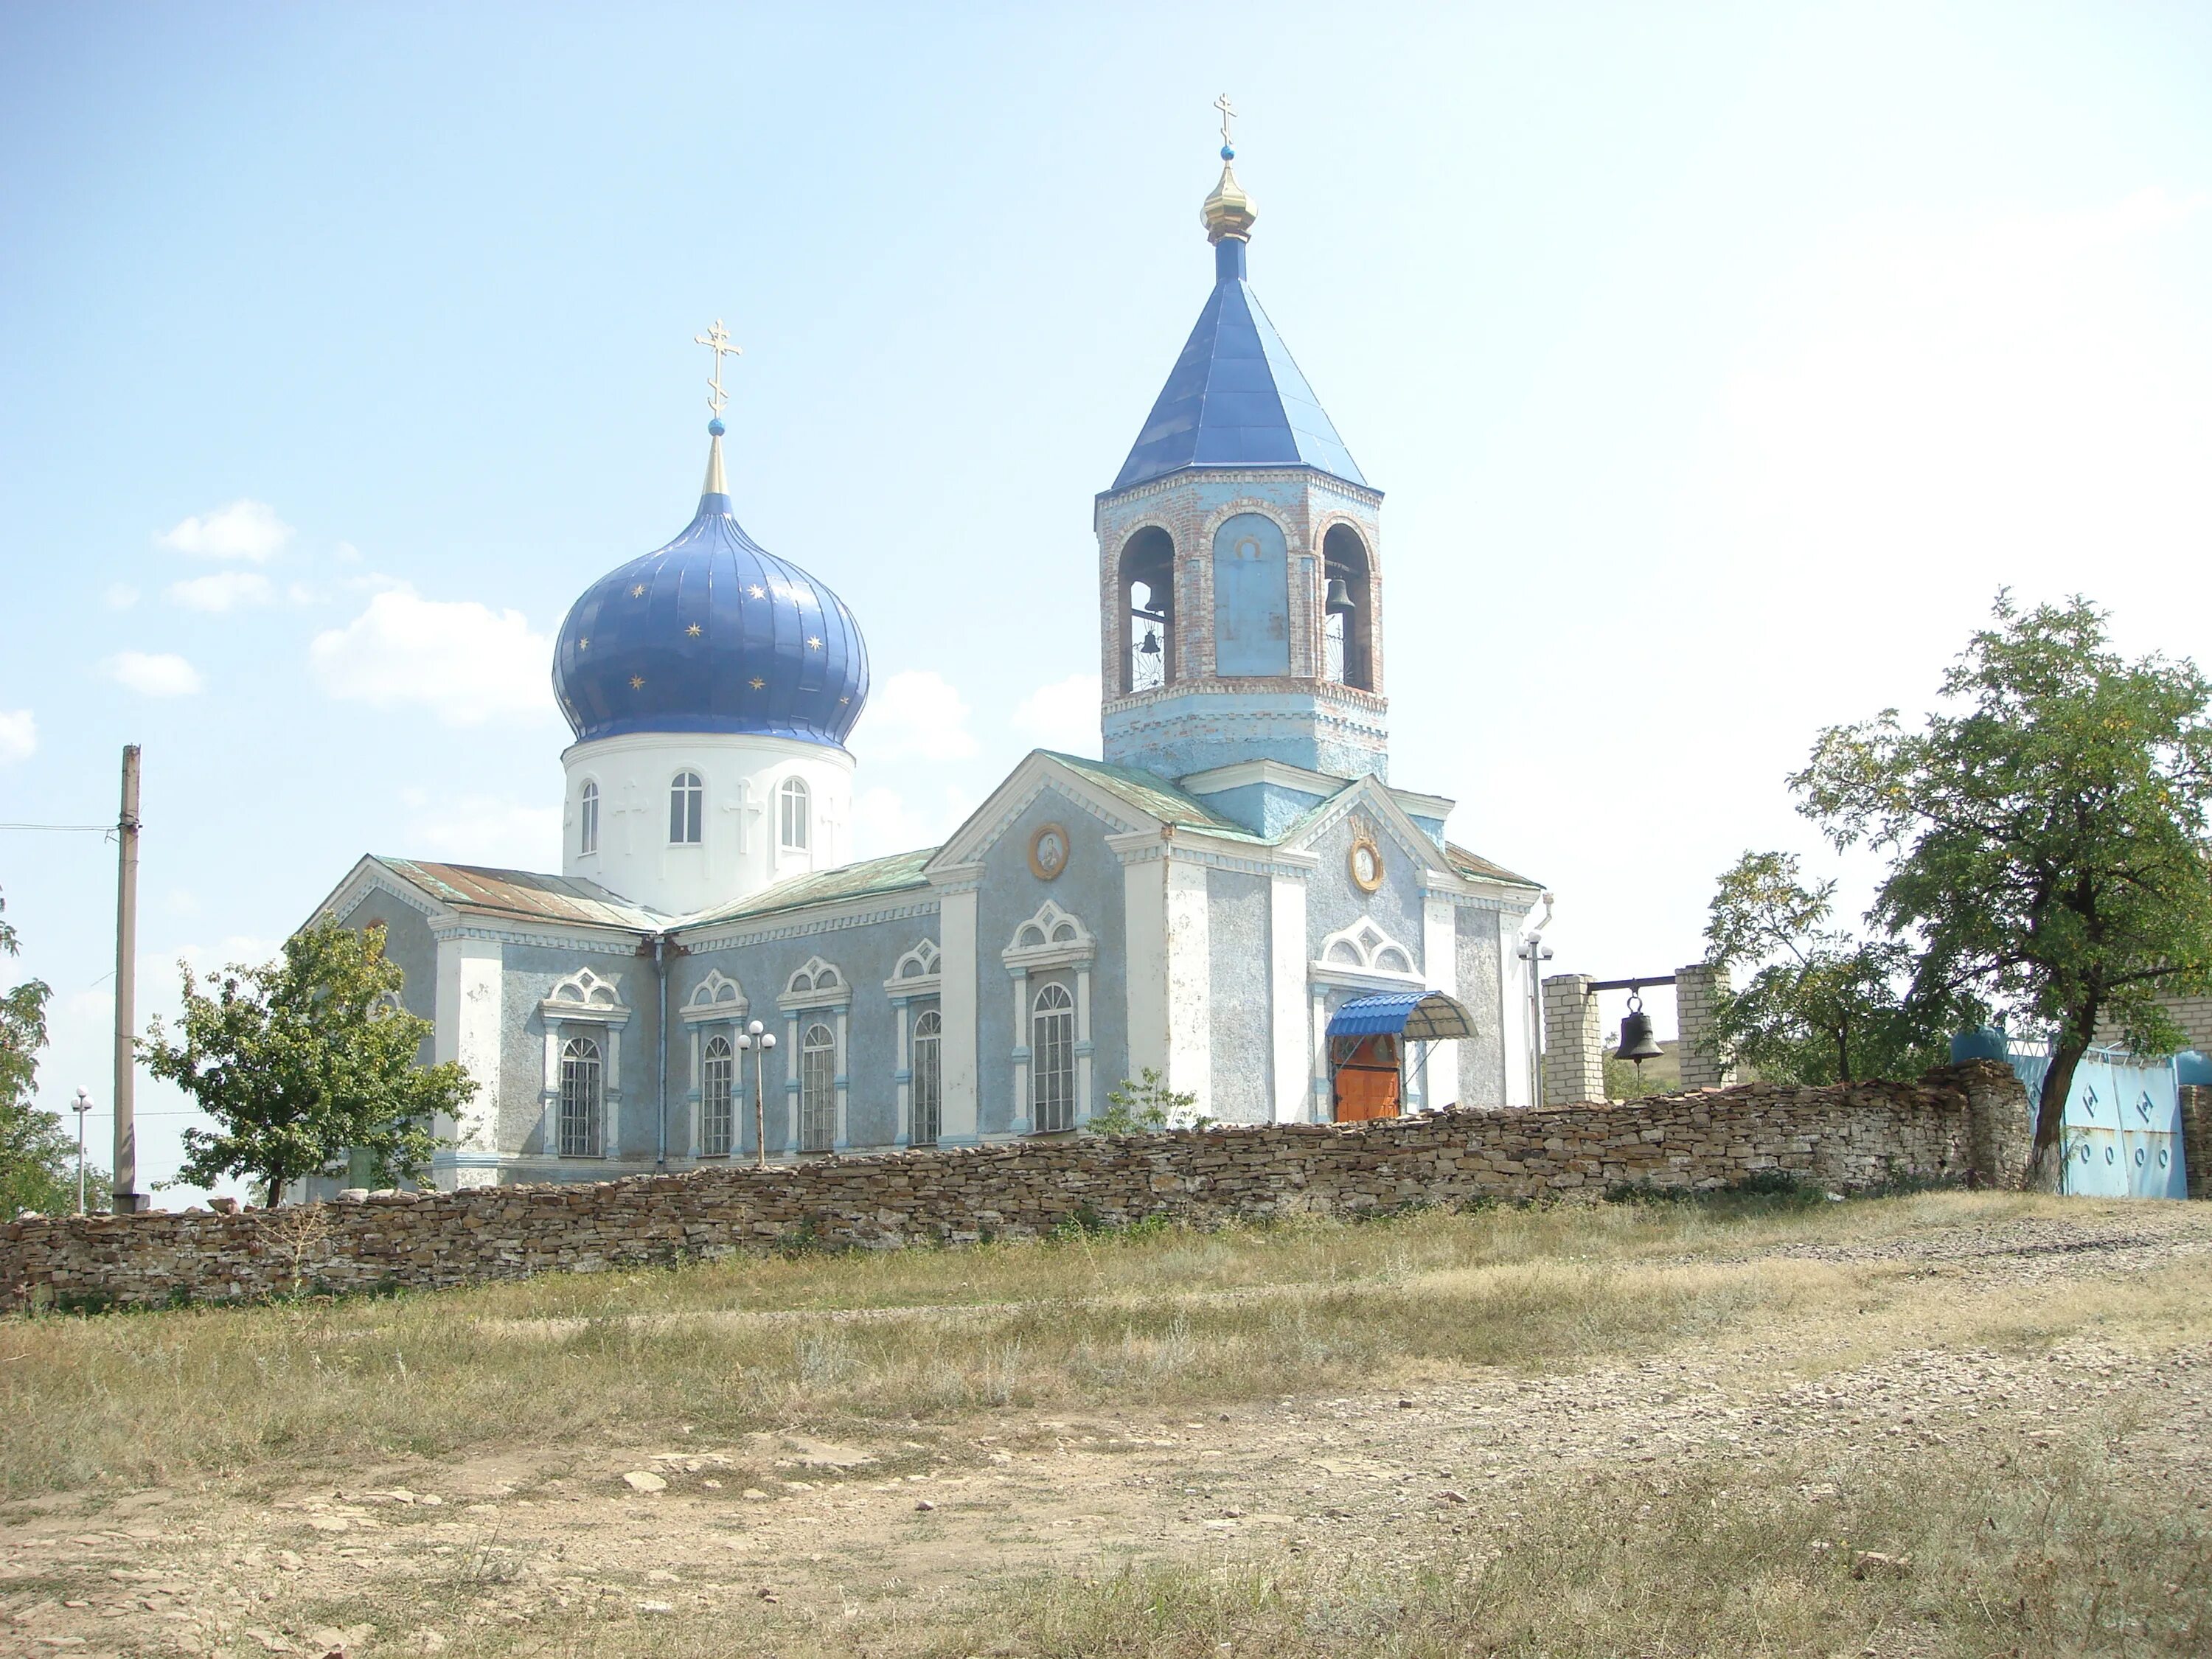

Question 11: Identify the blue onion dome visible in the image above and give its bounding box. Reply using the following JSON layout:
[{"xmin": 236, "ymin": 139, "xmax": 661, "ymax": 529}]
[{"xmin": 553, "ymin": 431, "xmax": 869, "ymax": 748}]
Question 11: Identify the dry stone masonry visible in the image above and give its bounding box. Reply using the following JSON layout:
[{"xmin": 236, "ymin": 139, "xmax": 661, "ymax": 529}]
[{"xmin": 1, "ymin": 1063, "xmax": 2034, "ymax": 1311}]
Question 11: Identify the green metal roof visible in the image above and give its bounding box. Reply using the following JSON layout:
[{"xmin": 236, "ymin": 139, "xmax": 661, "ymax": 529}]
[
  {"xmin": 1040, "ymin": 751, "xmax": 1271, "ymax": 842},
  {"xmin": 374, "ymin": 859, "xmax": 669, "ymax": 932},
  {"xmin": 676, "ymin": 845, "xmax": 939, "ymax": 931}
]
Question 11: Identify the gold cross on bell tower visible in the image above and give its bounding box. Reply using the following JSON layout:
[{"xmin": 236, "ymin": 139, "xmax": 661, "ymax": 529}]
[
  {"xmin": 692, "ymin": 318, "xmax": 742, "ymax": 417},
  {"xmin": 1213, "ymin": 92, "xmax": 1237, "ymax": 150}
]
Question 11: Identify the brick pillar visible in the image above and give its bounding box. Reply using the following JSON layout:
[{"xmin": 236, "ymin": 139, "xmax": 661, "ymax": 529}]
[
  {"xmin": 1675, "ymin": 962, "xmax": 1736, "ymax": 1091},
  {"xmin": 1540, "ymin": 974, "xmax": 1603, "ymax": 1105},
  {"xmin": 2181, "ymin": 1085, "xmax": 2212, "ymax": 1200}
]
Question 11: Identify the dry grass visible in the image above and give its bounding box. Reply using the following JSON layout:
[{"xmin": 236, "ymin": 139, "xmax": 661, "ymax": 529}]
[
  {"xmin": 0, "ymin": 1192, "xmax": 1994, "ymax": 1498},
  {"xmin": 406, "ymin": 1439, "xmax": 2205, "ymax": 1658},
  {"xmin": 6, "ymin": 1191, "xmax": 2210, "ymax": 1657}
]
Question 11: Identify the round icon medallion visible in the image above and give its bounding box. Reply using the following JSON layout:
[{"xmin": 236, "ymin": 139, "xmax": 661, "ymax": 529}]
[
  {"xmin": 1029, "ymin": 822, "xmax": 1071, "ymax": 881},
  {"xmin": 1348, "ymin": 835, "xmax": 1384, "ymax": 893}
]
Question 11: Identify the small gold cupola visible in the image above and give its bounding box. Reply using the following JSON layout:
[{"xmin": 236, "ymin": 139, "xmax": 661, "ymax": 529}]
[{"xmin": 1200, "ymin": 93, "xmax": 1256, "ymax": 244}]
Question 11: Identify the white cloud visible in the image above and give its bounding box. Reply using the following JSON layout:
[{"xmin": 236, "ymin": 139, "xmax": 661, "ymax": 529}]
[
  {"xmin": 167, "ymin": 571, "xmax": 274, "ymax": 613},
  {"xmin": 852, "ymin": 784, "xmax": 978, "ymax": 860},
  {"xmin": 106, "ymin": 652, "xmax": 203, "ymax": 698},
  {"xmin": 105, "ymin": 583, "xmax": 140, "ymax": 610},
  {"xmin": 855, "ymin": 669, "xmax": 978, "ymax": 762},
  {"xmin": 310, "ymin": 585, "xmax": 553, "ymax": 726},
  {"xmin": 404, "ymin": 795, "xmax": 563, "ymax": 871},
  {"xmin": 156, "ymin": 499, "xmax": 292, "ymax": 562},
  {"xmin": 0, "ymin": 709, "xmax": 34, "ymax": 763},
  {"xmin": 1010, "ymin": 673, "xmax": 1102, "ymax": 757}
]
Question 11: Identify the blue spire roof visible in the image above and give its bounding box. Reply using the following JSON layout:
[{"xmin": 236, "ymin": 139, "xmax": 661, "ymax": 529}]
[
  {"xmin": 1112, "ymin": 240, "xmax": 1366, "ymax": 493},
  {"xmin": 552, "ymin": 434, "xmax": 869, "ymax": 750}
]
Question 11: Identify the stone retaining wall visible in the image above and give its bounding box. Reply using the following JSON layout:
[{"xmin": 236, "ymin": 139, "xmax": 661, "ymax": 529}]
[{"xmin": 0, "ymin": 1062, "xmax": 2031, "ymax": 1311}]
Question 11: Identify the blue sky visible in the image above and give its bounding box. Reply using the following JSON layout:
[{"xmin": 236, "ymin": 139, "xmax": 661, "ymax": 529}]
[{"xmin": 4, "ymin": 2, "xmax": 2211, "ymax": 1199}]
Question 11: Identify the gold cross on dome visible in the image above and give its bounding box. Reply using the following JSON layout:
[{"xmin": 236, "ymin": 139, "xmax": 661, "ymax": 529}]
[
  {"xmin": 692, "ymin": 318, "xmax": 742, "ymax": 417},
  {"xmin": 1213, "ymin": 92, "xmax": 1237, "ymax": 148}
]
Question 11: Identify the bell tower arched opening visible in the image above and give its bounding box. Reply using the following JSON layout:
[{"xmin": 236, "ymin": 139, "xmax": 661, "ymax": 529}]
[
  {"xmin": 1321, "ymin": 524, "xmax": 1376, "ymax": 692},
  {"xmin": 1118, "ymin": 526, "xmax": 1175, "ymax": 694}
]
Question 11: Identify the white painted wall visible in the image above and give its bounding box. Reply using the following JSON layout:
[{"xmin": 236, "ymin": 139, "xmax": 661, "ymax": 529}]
[{"xmin": 560, "ymin": 731, "xmax": 855, "ymax": 916}]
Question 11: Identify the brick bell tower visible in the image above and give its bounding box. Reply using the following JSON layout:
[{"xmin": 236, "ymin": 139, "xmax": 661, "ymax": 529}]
[{"xmin": 1095, "ymin": 113, "xmax": 1388, "ymax": 787}]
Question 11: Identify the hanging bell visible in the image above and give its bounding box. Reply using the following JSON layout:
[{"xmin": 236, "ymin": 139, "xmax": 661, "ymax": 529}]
[
  {"xmin": 1616, "ymin": 992, "xmax": 1663, "ymax": 1067},
  {"xmin": 1139, "ymin": 629, "xmax": 1161, "ymax": 656},
  {"xmin": 1324, "ymin": 577, "xmax": 1355, "ymax": 615}
]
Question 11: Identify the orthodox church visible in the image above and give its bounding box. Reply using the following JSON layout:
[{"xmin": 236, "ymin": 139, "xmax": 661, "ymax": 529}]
[{"xmin": 310, "ymin": 133, "xmax": 1545, "ymax": 1189}]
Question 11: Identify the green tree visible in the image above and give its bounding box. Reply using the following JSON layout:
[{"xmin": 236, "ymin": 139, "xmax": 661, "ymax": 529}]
[
  {"xmin": 0, "ymin": 887, "xmax": 93, "ymax": 1217},
  {"xmin": 1088, "ymin": 1068, "xmax": 1208, "ymax": 1133},
  {"xmin": 1703, "ymin": 851, "xmax": 1959, "ymax": 1085},
  {"xmin": 1794, "ymin": 594, "xmax": 2212, "ymax": 1186},
  {"xmin": 144, "ymin": 921, "xmax": 472, "ymax": 1204}
]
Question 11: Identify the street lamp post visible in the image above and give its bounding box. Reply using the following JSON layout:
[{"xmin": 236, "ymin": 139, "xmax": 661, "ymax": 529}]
[
  {"xmin": 70, "ymin": 1088, "xmax": 92, "ymax": 1215},
  {"xmin": 734, "ymin": 1020, "xmax": 776, "ymax": 1169}
]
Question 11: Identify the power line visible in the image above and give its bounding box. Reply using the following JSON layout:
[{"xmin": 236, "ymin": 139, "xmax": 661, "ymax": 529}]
[{"xmin": 0, "ymin": 822, "xmax": 113, "ymax": 833}]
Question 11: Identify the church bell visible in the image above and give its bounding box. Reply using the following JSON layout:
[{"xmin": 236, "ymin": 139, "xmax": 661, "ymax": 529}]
[
  {"xmin": 1324, "ymin": 577, "xmax": 1355, "ymax": 615},
  {"xmin": 1616, "ymin": 992, "xmax": 1663, "ymax": 1068},
  {"xmin": 1138, "ymin": 629, "xmax": 1161, "ymax": 656}
]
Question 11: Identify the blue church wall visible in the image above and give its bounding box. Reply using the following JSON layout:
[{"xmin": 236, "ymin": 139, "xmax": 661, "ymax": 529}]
[
  {"xmin": 974, "ymin": 789, "xmax": 1129, "ymax": 1135},
  {"xmin": 1304, "ymin": 814, "xmax": 1424, "ymax": 971},
  {"xmin": 341, "ymin": 898, "xmax": 437, "ymax": 1064},
  {"xmin": 1211, "ymin": 513, "xmax": 1291, "ymax": 676},
  {"xmin": 675, "ymin": 910, "xmax": 936, "ymax": 1154},
  {"xmin": 1206, "ymin": 869, "xmax": 1273, "ymax": 1121},
  {"xmin": 1190, "ymin": 779, "xmax": 1329, "ymax": 838},
  {"xmin": 496, "ymin": 942, "xmax": 660, "ymax": 1168},
  {"xmin": 1453, "ymin": 906, "xmax": 1507, "ymax": 1108}
]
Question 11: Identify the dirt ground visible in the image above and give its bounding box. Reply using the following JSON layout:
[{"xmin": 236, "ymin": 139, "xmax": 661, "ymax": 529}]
[{"xmin": 4, "ymin": 1202, "xmax": 2210, "ymax": 1657}]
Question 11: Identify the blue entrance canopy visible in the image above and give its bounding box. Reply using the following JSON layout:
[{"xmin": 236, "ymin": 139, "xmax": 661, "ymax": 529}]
[{"xmin": 1327, "ymin": 991, "xmax": 1476, "ymax": 1043}]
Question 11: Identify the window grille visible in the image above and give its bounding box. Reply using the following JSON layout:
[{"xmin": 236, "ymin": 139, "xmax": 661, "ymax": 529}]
[
  {"xmin": 669, "ymin": 771, "xmax": 703, "ymax": 844},
  {"xmin": 558, "ymin": 1035, "xmax": 603, "ymax": 1157},
  {"xmin": 700, "ymin": 1034, "xmax": 734, "ymax": 1157},
  {"xmin": 800, "ymin": 1021, "xmax": 836, "ymax": 1151},
  {"xmin": 911, "ymin": 1009, "xmax": 942, "ymax": 1147},
  {"xmin": 1032, "ymin": 982, "xmax": 1076, "ymax": 1133}
]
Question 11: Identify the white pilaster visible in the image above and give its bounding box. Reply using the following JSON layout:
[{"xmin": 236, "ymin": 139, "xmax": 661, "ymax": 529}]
[
  {"xmin": 1269, "ymin": 872, "xmax": 1308, "ymax": 1122},
  {"xmin": 832, "ymin": 1004, "xmax": 851, "ymax": 1150},
  {"xmin": 1164, "ymin": 858, "xmax": 1211, "ymax": 1111},
  {"xmin": 1422, "ymin": 894, "xmax": 1458, "ymax": 1112},
  {"xmin": 1008, "ymin": 967, "xmax": 1032, "ymax": 1133},
  {"xmin": 434, "ymin": 936, "xmax": 504, "ymax": 1189},
  {"xmin": 1500, "ymin": 920, "xmax": 1533, "ymax": 1107},
  {"xmin": 1121, "ymin": 850, "xmax": 1169, "ymax": 1083},
  {"xmin": 937, "ymin": 879, "xmax": 981, "ymax": 1144}
]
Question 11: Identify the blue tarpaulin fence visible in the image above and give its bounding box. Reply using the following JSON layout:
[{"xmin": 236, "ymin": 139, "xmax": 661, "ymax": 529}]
[{"xmin": 1952, "ymin": 1030, "xmax": 2191, "ymax": 1198}]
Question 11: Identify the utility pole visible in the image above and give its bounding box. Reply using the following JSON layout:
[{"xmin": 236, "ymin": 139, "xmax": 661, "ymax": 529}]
[{"xmin": 112, "ymin": 745, "xmax": 144, "ymax": 1214}]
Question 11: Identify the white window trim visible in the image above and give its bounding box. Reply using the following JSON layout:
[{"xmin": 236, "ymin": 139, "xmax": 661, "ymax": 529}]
[
  {"xmin": 577, "ymin": 778, "xmax": 601, "ymax": 858},
  {"xmin": 680, "ymin": 967, "xmax": 750, "ymax": 1026},
  {"xmin": 886, "ymin": 939, "xmax": 942, "ymax": 1148},
  {"xmin": 776, "ymin": 955, "xmax": 852, "ymax": 1013},
  {"xmin": 1310, "ymin": 917, "xmax": 1422, "ymax": 992},
  {"xmin": 669, "ymin": 769, "xmax": 706, "ymax": 846},
  {"xmin": 778, "ymin": 774, "xmax": 811, "ymax": 854},
  {"xmin": 1002, "ymin": 899, "xmax": 1095, "ymax": 1133},
  {"xmin": 540, "ymin": 967, "xmax": 628, "ymax": 1159}
]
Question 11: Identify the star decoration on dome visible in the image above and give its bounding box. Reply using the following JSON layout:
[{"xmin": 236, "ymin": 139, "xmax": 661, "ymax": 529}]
[
  {"xmin": 748, "ymin": 676, "xmax": 766, "ymax": 690},
  {"xmin": 686, "ymin": 623, "xmax": 702, "ymax": 636},
  {"xmin": 806, "ymin": 636, "xmax": 822, "ymax": 650},
  {"xmin": 630, "ymin": 584, "xmax": 647, "ymax": 598},
  {"xmin": 630, "ymin": 675, "xmax": 645, "ymax": 689},
  {"xmin": 748, "ymin": 584, "xmax": 765, "ymax": 599},
  {"xmin": 577, "ymin": 638, "xmax": 589, "ymax": 650}
]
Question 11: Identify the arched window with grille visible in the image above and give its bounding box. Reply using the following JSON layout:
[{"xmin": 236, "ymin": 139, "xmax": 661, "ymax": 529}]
[
  {"xmin": 779, "ymin": 776, "xmax": 810, "ymax": 853},
  {"xmin": 911, "ymin": 1009, "xmax": 942, "ymax": 1147},
  {"xmin": 1031, "ymin": 982, "xmax": 1076, "ymax": 1133},
  {"xmin": 700, "ymin": 1034, "xmax": 734, "ymax": 1157},
  {"xmin": 558, "ymin": 1036, "xmax": 603, "ymax": 1157},
  {"xmin": 799, "ymin": 1021, "xmax": 836, "ymax": 1151},
  {"xmin": 669, "ymin": 771, "xmax": 703, "ymax": 844},
  {"xmin": 578, "ymin": 781, "xmax": 599, "ymax": 856}
]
